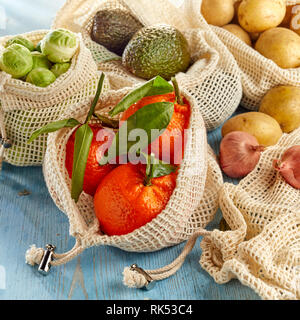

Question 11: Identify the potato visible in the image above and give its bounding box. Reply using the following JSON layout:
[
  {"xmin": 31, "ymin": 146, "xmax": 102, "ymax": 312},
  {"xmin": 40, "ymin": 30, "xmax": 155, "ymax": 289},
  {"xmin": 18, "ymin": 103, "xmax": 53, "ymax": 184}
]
[
  {"xmin": 238, "ymin": 0, "xmax": 286, "ymax": 33},
  {"xmin": 222, "ymin": 112, "xmax": 283, "ymax": 147},
  {"xmin": 201, "ymin": 0, "xmax": 235, "ymax": 27},
  {"xmin": 255, "ymin": 27, "xmax": 300, "ymax": 69},
  {"xmin": 289, "ymin": 5, "xmax": 300, "ymax": 35},
  {"xmin": 223, "ymin": 24, "xmax": 252, "ymax": 46},
  {"xmin": 259, "ymin": 86, "xmax": 300, "ymax": 133}
]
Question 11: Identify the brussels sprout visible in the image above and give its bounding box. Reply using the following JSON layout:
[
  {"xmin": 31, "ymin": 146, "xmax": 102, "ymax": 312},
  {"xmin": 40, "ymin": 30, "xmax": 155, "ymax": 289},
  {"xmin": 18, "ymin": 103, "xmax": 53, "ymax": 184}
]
[
  {"xmin": 31, "ymin": 52, "xmax": 52, "ymax": 70},
  {"xmin": 0, "ymin": 44, "xmax": 33, "ymax": 78},
  {"xmin": 50, "ymin": 62, "xmax": 70, "ymax": 77},
  {"xmin": 26, "ymin": 68, "xmax": 56, "ymax": 87},
  {"xmin": 5, "ymin": 36, "xmax": 35, "ymax": 51},
  {"xmin": 41, "ymin": 28, "xmax": 78, "ymax": 63},
  {"xmin": 35, "ymin": 41, "xmax": 42, "ymax": 53}
]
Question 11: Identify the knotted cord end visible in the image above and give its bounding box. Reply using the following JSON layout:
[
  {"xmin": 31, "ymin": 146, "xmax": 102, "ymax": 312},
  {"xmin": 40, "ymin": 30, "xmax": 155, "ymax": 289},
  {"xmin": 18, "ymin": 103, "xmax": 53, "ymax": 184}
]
[
  {"xmin": 25, "ymin": 245, "xmax": 44, "ymax": 266},
  {"xmin": 123, "ymin": 265, "xmax": 149, "ymax": 289}
]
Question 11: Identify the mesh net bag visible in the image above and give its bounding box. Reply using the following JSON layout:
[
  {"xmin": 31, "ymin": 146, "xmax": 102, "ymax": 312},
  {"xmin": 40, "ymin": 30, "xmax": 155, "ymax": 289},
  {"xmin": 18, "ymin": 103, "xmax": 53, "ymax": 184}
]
[
  {"xmin": 52, "ymin": 0, "xmax": 243, "ymax": 131},
  {"xmin": 0, "ymin": 29, "xmax": 106, "ymax": 167},
  {"xmin": 119, "ymin": 129, "xmax": 299, "ymax": 299},
  {"xmin": 205, "ymin": 0, "xmax": 300, "ymax": 110},
  {"xmin": 25, "ymin": 86, "xmax": 224, "ymax": 269},
  {"xmin": 200, "ymin": 128, "xmax": 300, "ymax": 300}
]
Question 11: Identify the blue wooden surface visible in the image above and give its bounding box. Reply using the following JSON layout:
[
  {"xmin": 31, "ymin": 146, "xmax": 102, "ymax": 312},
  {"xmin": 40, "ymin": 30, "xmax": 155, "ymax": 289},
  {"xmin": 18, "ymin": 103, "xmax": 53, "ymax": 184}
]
[{"xmin": 0, "ymin": 0, "xmax": 260, "ymax": 300}]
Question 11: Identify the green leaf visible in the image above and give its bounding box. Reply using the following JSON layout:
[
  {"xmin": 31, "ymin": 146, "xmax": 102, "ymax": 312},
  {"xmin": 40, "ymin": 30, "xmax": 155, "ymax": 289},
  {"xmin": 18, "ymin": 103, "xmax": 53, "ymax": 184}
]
[
  {"xmin": 109, "ymin": 76, "xmax": 174, "ymax": 117},
  {"xmin": 151, "ymin": 160, "xmax": 177, "ymax": 179},
  {"xmin": 143, "ymin": 152, "xmax": 177, "ymax": 186},
  {"xmin": 28, "ymin": 118, "xmax": 80, "ymax": 143},
  {"xmin": 101, "ymin": 101, "xmax": 174, "ymax": 165},
  {"xmin": 85, "ymin": 72, "xmax": 105, "ymax": 124},
  {"xmin": 71, "ymin": 124, "xmax": 93, "ymax": 202}
]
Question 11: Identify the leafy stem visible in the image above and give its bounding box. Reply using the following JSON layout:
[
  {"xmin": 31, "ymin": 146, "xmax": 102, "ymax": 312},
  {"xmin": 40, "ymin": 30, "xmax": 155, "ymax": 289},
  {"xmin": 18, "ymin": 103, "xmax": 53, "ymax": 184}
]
[
  {"xmin": 171, "ymin": 77, "xmax": 183, "ymax": 105},
  {"xmin": 85, "ymin": 72, "xmax": 105, "ymax": 124},
  {"xmin": 145, "ymin": 153, "xmax": 156, "ymax": 186},
  {"xmin": 93, "ymin": 113, "xmax": 119, "ymax": 129},
  {"xmin": 142, "ymin": 152, "xmax": 177, "ymax": 187}
]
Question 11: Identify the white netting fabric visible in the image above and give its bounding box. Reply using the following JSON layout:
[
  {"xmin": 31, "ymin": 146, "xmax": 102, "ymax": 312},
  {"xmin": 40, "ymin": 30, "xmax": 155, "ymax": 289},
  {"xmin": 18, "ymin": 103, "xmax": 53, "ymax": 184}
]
[
  {"xmin": 42, "ymin": 87, "xmax": 223, "ymax": 252},
  {"xmin": 204, "ymin": 0, "xmax": 300, "ymax": 110},
  {"xmin": 0, "ymin": 29, "xmax": 108, "ymax": 166},
  {"xmin": 200, "ymin": 128, "xmax": 300, "ymax": 300},
  {"xmin": 52, "ymin": 0, "xmax": 242, "ymax": 131}
]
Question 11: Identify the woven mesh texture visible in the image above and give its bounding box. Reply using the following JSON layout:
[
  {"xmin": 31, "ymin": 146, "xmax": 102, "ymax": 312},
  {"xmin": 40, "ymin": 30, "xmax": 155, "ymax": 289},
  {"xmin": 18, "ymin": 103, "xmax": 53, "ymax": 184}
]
[
  {"xmin": 0, "ymin": 29, "xmax": 105, "ymax": 166},
  {"xmin": 43, "ymin": 87, "xmax": 223, "ymax": 252},
  {"xmin": 200, "ymin": 128, "xmax": 300, "ymax": 300},
  {"xmin": 209, "ymin": 0, "xmax": 300, "ymax": 110},
  {"xmin": 52, "ymin": 0, "xmax": 242, "ymax": 131}
]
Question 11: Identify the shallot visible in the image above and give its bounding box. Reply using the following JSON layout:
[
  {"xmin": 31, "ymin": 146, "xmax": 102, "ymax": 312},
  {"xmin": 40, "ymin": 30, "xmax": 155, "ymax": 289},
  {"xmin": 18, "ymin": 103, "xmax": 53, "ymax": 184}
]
[
  {"xmin": 219, "ymin": 131, "xmax": 265, "ymax": 178},
  {"xmin": 273, "ymin": 146, "xmax": 300, "ymax": 190}
]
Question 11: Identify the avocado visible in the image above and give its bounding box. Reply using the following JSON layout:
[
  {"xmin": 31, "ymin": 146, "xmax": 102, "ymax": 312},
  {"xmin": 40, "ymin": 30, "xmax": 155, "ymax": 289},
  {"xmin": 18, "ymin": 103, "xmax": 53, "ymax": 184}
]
[
  {"xmin": 122, "ymin": 24, "xmax": 191, "ymax": 81},
  {"xmin": 91, "ymin": 9, "xmax": 143, "ymax": 56}
]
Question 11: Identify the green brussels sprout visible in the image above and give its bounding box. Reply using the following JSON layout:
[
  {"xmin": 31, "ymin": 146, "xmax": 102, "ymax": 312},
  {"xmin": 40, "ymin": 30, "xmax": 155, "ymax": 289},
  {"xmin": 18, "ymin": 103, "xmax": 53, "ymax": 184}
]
[
  {"xmin": 31, "ymin": 52, "xmax": 52, "ymax": 70},
  {"xmin": 0, "ymin": 44, "xmax": 33, "ymax": 78},
  {"xmin": 41, "ymin": 28, "xmax": 78, "ymax": 63},
  {"xmin": 26, "ymin": 67, "xmax": 56, "ymax": 87},
  {"xmin": 5, "ymin": 36, "xmax": 35, "ymax": 51},
  {"xmin": 50, "ymin": 62, "xmax": 70, "ymax": 77},
  {"xmin": 35, "ymin": 41, "xmax": 42, "ymax": 53}
]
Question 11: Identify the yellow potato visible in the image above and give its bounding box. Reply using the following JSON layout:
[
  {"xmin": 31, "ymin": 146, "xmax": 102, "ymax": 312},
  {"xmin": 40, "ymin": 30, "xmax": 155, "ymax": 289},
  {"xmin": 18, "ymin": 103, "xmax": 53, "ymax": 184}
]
[
  {"xmin": 201, "ymin": 0, "xmax": 235, "ymax": 27},
  {"xmin": 255, "ymin": 27, "xmax": 300, "ymax": 69},
  {"xmin": 238, "ymin": 0, "xmax": 286, "ymax": 33},
  {"xmin": 223, "ymin": 24, "xmax": 252, "ymax": 45},
  {"xmin": 222, "ymin": 112, "xmax": 283, "ymax": 147},
  {"xmin": 259, "ymin": 86, "xmax": 300, "ymax": 133}
]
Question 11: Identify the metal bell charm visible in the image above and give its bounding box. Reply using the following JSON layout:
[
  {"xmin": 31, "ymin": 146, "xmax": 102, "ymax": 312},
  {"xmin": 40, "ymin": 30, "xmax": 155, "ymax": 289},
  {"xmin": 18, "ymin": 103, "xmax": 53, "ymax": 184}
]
[
  {"xmin": 130, "ymin": 264, "xmax": 156, "ymax": 291},
  {"xmin": 38, "ymin": 244, "xmax": 56, "ymax": 275}
]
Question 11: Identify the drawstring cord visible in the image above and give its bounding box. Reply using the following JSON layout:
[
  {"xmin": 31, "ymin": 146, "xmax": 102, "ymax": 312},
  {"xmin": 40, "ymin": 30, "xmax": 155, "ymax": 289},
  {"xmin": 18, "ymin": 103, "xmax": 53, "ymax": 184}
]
[
  {"xmin": 123, "ymin": 229, "xmax": 211, "ymax": 289},
  {"xmin": 25, "ymin": 238, "xmax": 85, "ymax": 273},
  {"xmin": 25, "ymin": 228, "xmax": 213, "ymax": 286}
]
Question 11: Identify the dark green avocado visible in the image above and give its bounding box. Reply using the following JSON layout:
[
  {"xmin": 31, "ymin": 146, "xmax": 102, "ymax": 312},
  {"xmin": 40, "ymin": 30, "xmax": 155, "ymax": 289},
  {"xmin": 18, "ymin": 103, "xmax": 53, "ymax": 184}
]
[
  {"xmin": 91, "ymin": 8, "xmax": 143, "ymax": 56},
  {"xmin": 122, "ymin": 24, "xmax": 191, "ymax": 81}
]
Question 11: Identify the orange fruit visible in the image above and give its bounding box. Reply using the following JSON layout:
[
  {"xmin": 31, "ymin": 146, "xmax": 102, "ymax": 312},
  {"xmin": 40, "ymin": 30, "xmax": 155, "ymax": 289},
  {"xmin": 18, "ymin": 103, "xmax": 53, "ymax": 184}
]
[
  {"xmin": 120, "ymin": 92, "xmax": 190, "ymax": 165},
  {"xmin": 94, "ymin": 163, "xmax": 177, "ymax": 236},
  {"xmin": 65, "ymin": 123, "xmax": 117, "ymax": 196}
]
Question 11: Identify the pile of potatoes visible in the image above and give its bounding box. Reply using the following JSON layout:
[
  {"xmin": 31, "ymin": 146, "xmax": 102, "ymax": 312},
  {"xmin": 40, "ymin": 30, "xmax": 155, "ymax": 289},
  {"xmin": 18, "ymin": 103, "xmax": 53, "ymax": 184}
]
[
  {"xmin": 201, "ymin": 0, "xmax": 300, "ymax": 69},
  {"xmin": 221, "ymin": 84, "xmax": 300, "ymax": 148}
]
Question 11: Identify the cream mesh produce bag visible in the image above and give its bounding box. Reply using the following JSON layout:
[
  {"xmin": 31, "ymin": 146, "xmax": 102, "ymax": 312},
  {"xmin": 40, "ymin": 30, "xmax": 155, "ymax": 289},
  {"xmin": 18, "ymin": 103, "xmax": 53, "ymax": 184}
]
[
  {"xmin": 52, "ymin": 0, "xmax": 243, "ymax": 131},
  {"xmin": 0, "ymin": 29, "xmax": 104, "ymax": 167},
  {"xmin": 200, "ymin": 0, "xmax": 300, "ymax": 110},
  {"xmin": 25, "ymin": 86, "xmax": 224, "ymax": 268},
  {"xmin": 199, "ymin": 128, "xmax": 300, "ymax": 300}
]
